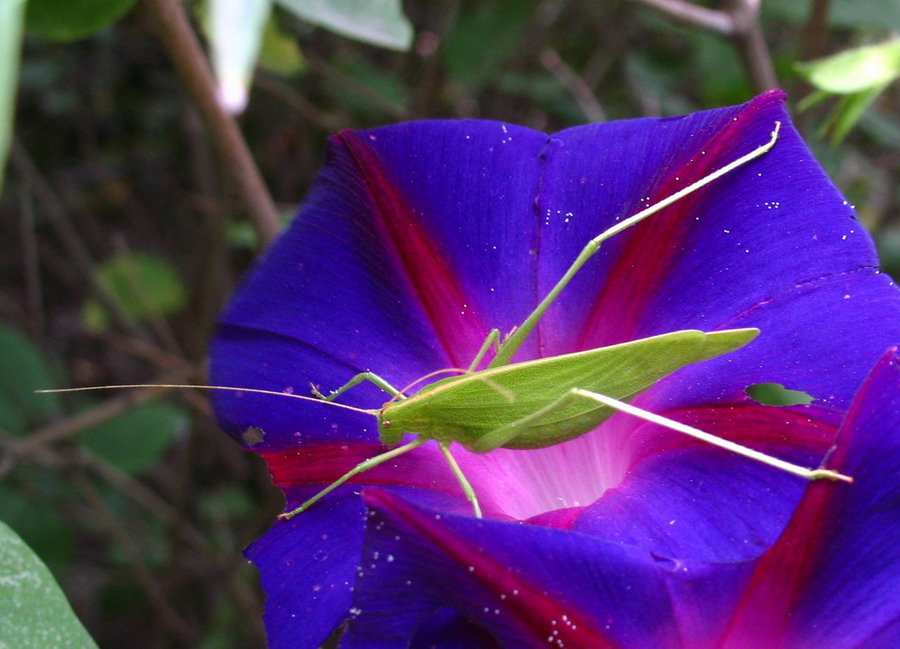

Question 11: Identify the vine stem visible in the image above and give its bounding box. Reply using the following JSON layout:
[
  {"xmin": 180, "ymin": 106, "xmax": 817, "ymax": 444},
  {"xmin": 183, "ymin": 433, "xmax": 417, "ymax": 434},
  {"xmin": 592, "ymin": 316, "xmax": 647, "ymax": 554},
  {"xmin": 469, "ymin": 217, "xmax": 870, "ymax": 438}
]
[{"xmin": 142, "ymin": 0, "xmax": 281, "ymax": 245}]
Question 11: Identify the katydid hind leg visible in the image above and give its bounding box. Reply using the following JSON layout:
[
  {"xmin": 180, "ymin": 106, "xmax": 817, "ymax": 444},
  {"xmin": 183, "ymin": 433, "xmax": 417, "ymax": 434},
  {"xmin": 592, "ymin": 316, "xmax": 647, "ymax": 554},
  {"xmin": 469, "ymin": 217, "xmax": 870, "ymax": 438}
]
[
  {"xmin": 471, "ymin": 388, "xmax": 590, "ymax": 453},
  {"xmin": 569, "ymin": 389, "xmax": 852, "ymax": 483},
  {"xmin": 279, "ymin": 438, "xmax": 428, "ymax": 519},
  {"xmin": 490, "ymin": 122, "xmax": 782, "ymax": 368},
  {"xmin": 311, "ymin": 371, "xmax": 404, "ymax": 402}
]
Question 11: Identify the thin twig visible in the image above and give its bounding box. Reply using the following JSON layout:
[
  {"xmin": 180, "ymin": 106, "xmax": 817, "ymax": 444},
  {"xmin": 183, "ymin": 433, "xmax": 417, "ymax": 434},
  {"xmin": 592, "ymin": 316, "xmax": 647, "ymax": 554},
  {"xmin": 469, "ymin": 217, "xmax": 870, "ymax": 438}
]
[
  {"xmin": 10, "ymin": 142, "xmax": 151, "ymax": 342},
  {"xmin": 141, "ymin": 0, "xmax": 281, "ymax": 245},
  {"xmin": 630, "ymin": 0, "xmax": 734, "ymax": 34},
  {"xmin": 18, "ymin": 180, "xmax": 44, "ymax": 338},
  {"xmin": 182, "ymin": 108, "xmax": 230, "ymax": 357},
  {"xmin": 76, "ymin": 475, "xmax": 197, "ymax": 645},
  {"xmin": 253, "ymin": 74, "xmax": 343, "ymax": 131},
  {"xmin": 104, "ymin": 331, "xmax": 193, "ymax": 371},
  {"xmin": 540, "ymin": 48, "xmax": 606, "ymax": 122},
  {"xmin": 801, "ymin": 0, "xmax": 832, "ymax": 60},
  {"xmin": 304, "ymin": 53, "xmax": 410, "ymax": 120},
  {"xmin": 78, "ymin": 448, "xmax": 212, "ymax": 551},
  {"xmin": 725, "ymin": 0, "xmax": 778, "ymax": 91},
  {"xmin": 630, "ymin": 0, "xmax": 777, "ymax": 93}
]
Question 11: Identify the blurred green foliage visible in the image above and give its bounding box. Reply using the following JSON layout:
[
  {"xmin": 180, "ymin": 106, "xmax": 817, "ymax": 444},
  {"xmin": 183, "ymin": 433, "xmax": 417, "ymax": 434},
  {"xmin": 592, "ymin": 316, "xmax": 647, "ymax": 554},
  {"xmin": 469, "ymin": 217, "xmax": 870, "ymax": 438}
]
[
  {"xmin": 0, "ymin": 324, "xmax": 63, "ymax": 431},
  {"xmin": 25, "ymin": 0, "xmax": 139, "ymax": 42},
  {"xmin": 82, "ymin": 252, "xmax": 188, "ymax": 332},
  {"xmin": 796, "ymin": 38, "xmax": 900, "ymax": 142},
  {"xmin": 0, "ymin": 0, "xmax": 897, "ymax": 647}
]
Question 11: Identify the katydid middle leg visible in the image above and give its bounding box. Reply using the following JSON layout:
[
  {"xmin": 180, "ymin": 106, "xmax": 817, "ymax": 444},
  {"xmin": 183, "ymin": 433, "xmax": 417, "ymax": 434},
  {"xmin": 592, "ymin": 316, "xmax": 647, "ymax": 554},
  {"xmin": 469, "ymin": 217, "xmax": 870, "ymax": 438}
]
[
  {"xmin": 467, "ymin": 328, "xmax": 501, "ymax": 373},
  {"xmin": 279, "ymin": 437, "xmax": 429, "ymax": 520},
  {"xmin": 311, "ymin": 328, "xmax": 501, "ymax": 403},
  {"xmin": 439, "ymin": 442, "xmax": 483, "ymax": 518}
]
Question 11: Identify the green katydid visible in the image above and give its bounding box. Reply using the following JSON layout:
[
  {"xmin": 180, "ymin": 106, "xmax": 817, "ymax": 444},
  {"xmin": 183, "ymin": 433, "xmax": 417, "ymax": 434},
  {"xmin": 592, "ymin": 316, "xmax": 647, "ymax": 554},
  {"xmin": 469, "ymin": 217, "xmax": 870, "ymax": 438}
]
[{"xmin": 38, "ymin": 120, "xmax": 852, "ymax": 521}]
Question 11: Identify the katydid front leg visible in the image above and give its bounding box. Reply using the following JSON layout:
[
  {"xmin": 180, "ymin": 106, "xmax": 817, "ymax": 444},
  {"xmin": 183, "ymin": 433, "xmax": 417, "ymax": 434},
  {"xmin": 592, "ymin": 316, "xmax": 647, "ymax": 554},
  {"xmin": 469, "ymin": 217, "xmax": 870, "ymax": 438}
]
[
  {"xmin": 311, "ymin": 328, "xmax": 501, "ymax": 402},
  {"xmin": 491, "ymin": 122, "xmax": 782, "ymax": 368},
  {"xmin": 311, "ymin": 371, "xmax": 404, "ymax": 401}
]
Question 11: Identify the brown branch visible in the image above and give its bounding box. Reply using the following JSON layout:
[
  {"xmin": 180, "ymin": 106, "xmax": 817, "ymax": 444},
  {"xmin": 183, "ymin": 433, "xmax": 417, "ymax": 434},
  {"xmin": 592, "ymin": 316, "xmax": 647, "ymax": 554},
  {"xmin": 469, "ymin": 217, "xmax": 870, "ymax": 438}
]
[
  {"xmin": 724, "ymin": 0, "xmax": 778, "ymax": 92},
  {"xmin": 631, "ymin": 0, "xmax": 777, "ymax": 93},
  {"xmin": 540, "ymin": 48, "xmax": 606, "ymax": 122},
  {"xmin": 801, "ymin": 0, "xmax": 832, "ymax": 60},
  {"xmin": 142, "ymin": 0, "xmax": 281, "ymax": 245},
  {"xmin": 10, "ymin": 142, "xmax": 151, "ymax": 342},
  {"xmin": 630, "ymin": 0, "xmax": 734, "ymax": 34}
]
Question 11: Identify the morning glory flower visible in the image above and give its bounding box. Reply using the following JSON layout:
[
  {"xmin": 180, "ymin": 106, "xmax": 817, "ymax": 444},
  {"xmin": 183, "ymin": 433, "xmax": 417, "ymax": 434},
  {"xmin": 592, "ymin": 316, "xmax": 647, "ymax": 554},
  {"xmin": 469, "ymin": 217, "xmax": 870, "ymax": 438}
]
[
  {"xmin": 345, "ymin": 347, "xmax": 900, "ymax": 649},
  {"xmin": 209, "ymin": 91, "xmax": 900, "ymax": 648}
]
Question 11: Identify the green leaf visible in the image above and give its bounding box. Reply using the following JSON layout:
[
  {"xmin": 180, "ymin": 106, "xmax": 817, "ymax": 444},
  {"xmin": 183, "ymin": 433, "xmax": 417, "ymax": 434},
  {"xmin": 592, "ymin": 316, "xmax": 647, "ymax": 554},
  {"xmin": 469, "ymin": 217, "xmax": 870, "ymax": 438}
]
[
  {"xmin": 81, "ymin": 401, "xmax": 188, "ymax": 475},
  {"xmin": 258, "ymin": 15, "xmax": 305, "ymax": 76},
  {"xmin": 207, "ymin": 0, "xmax": 272, "ymax": 113},
  {"xmin": 326, "ymin": 57, "xmax": 408, "ymax": 119},
  {"xmin": 796, "ymin": 39, "xmax": 900, "ymax": 94},
  {"xmin": 82, "ymin": 252, "xmax": 188, "ymax": 332},
  {"xmin": 0, "ymin": 0, "xmax": 25, "ymax": 192},
  {"xmin": 275, "ymin": 0, "xmax": 412, "ymax": 51},
  {"xmin": 25, "ymin": 0, "xmax": 139, "ymax": 42},
  {"xmin": 0, "ymin": 520, "xmax": 99, "ymax": 649},
  {"xmin": 746, "ymin": 382, "xmax": 814, "ymax": 407},
  {"xmin": 0, "ymin": 324, "xmax": 64, "ymax": 434},
  {"xmin": 827, "ymin": 84, "xmax": 887, "ymax": 143},
  {"xmin": 442, "ymin": 0, "xmax": 535, "ymax": 88}
]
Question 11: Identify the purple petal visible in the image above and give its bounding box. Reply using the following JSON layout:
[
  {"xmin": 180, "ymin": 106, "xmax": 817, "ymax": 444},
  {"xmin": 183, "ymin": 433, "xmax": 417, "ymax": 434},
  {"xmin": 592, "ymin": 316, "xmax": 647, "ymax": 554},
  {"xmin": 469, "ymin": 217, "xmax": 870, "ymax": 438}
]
[
  {"xmin": 206, "ymin": 93, "xmax": 900, "ymax": 646},
  {"xmin": 249, "ymin": 484, "xmax": 478, "ymax": 649},
  {"xmin": 246, "ymin": 488, "xmax": 365, "ymax": 649},
  {"xmin": 535, "ymin": 91, "xmax": 881, "ymax": 354},
  {"xmin": 343, "ymin": 488, "xmax": 685, "ymax": 649},
  {"xmin": 409, "ymin": 608, "xmax": 501, "ymax": 649},
  {"xmin": 720, "ymin": 348, "xmax": 900, "ymax": 648},
  {"xmin": 568, "ymin": 403, "xmax": 840, "ymax": 561},
  {"xmin": 212, "ymin": 121, "xmax": 551, "ymax": 451},
  {"xmin": 646, "ymin": 270, "xmax": 900, "ymax": 414}
]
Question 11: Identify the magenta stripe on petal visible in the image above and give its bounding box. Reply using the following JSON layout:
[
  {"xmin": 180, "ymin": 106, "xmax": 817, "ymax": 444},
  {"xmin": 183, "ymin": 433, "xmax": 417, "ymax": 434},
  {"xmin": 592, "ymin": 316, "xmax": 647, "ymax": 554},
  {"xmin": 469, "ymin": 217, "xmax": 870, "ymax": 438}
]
[
  {"xmin": 576, "ymin": 91, "xmax": 786, "ymax": 349},
  {"xmin": 261, "ymin": 441, "xmax": 500, "ymax": 508},
  {"xmin": 338, "ymin": 130, "xmax": 490, "ymax": 367},
  {"xmin": 718, "ymin": 348, "xmax": 900, "ymax": 648},
  {"xmin": 360, "ymin": 489, "xmax": 618, "ymax": 648}
]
